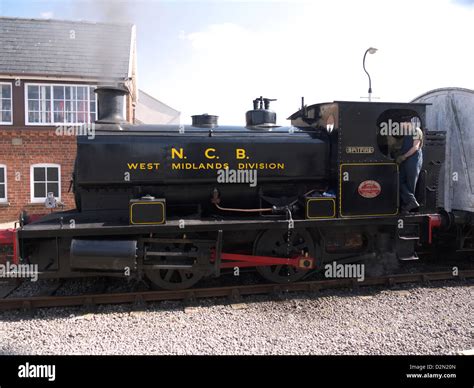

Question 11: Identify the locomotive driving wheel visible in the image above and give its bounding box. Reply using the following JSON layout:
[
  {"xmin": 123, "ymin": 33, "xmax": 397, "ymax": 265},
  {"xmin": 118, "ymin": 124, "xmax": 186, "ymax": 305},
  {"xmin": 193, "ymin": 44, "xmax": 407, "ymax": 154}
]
[
  {"xmin": 144, "ymin": 243, "xmax": 203, "ymax": 290},
  {"xmin": 254, "ymin": 228, "xmax": 316, "ymax": 283},
  {"xmin": 146, "ymin": 268, "xmax": 202, "ymax": 290}
]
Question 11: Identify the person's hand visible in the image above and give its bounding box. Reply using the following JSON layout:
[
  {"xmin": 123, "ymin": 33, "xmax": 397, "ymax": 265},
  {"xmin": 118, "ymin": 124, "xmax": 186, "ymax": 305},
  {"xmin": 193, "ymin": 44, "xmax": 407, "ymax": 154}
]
[{"xmin": 396, "ymin": 155, "xmax": 406, "ymax": 164}]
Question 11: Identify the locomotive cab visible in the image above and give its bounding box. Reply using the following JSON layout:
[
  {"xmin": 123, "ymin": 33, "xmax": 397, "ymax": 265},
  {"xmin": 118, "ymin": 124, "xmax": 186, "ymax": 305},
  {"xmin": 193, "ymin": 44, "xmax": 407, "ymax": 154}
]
[{"xmin": 289, "ymin": 100, "xmax": 444, "ymax": 218}]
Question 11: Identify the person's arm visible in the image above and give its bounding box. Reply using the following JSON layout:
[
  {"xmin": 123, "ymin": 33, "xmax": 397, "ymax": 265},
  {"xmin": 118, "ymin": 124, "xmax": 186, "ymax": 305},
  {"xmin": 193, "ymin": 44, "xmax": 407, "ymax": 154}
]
[
  {"xmin": 396, "ymin": 129, "xmax": 422, "ymax": 163},
  {"xmin": 402, "ymin": 139, "xmax": 421, "ymax": 159}
]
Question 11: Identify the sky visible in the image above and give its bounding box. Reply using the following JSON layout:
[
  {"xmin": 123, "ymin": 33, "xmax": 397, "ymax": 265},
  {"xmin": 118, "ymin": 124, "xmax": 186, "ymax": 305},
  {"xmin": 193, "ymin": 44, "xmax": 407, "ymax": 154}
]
[{"xmin": 0, "ymin": 0, "xmax": 473, "ymax": 125}]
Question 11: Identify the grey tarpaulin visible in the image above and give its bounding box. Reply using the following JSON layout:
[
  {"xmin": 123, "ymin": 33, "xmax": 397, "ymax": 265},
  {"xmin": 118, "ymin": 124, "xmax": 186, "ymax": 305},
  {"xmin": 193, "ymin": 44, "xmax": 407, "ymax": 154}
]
[{"xmin": 412, "ymin": 87, "xmax": 474, "ymax": 213}]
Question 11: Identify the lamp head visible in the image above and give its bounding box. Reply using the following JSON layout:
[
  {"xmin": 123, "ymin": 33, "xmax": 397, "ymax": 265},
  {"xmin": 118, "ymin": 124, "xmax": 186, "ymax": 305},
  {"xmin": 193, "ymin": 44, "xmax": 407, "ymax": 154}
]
[{"xmin": 368, "ymin": 47, "xmax": 378, "ymax": 54}]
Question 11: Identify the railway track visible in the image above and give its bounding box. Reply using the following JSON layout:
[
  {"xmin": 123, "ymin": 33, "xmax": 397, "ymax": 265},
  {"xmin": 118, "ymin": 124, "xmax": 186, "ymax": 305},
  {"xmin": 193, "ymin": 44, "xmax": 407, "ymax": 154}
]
[{"xmin": 0, "ymin": 269, "xmax": 472, "ymax": 312}]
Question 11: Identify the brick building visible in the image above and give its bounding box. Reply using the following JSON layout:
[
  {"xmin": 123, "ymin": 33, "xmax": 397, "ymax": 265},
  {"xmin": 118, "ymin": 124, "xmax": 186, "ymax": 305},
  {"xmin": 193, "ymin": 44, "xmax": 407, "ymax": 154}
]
[{"xmin": 0, "ymin": 17, "xmax": 137, "ymax": 222}]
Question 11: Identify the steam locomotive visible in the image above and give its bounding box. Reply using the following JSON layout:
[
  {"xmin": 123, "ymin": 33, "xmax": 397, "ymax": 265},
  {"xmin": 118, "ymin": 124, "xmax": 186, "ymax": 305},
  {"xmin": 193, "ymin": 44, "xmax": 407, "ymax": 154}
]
[{"xmin": 1, "ymin": 86, "xmax": 473, "ymax": 289}]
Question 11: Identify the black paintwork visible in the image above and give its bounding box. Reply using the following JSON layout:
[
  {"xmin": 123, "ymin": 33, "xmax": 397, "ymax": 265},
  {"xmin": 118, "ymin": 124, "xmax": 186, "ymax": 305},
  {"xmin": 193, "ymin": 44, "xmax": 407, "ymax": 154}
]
[
  {"xmin": 74, "ymin": 124, "xmax": 331, "ymax": 216},
  {"xmin": 15, "ymin": 99, "xmax": 451, "ymax": 283}
]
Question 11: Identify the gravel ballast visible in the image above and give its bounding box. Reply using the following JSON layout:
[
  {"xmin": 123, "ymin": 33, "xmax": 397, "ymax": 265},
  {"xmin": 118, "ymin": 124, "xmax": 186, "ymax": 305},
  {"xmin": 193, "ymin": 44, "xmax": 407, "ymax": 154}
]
[{"xmin": 0, "ymin": 280, "xmax": 472, "ymax": 355}]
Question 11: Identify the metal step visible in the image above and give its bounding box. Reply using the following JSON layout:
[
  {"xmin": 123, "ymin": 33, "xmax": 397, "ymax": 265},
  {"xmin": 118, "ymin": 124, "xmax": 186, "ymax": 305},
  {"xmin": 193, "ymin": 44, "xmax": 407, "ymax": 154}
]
[
  {"xmin": 398, "ymin": 252, "xmax": 419, "ymax": 261},
  {"xmin": 397, "ymin": 235, "xmax": 420, "ymax": 241},
  {"xmin": 397, "ymin": 224, "xmax": 420, "ymax": 241}
]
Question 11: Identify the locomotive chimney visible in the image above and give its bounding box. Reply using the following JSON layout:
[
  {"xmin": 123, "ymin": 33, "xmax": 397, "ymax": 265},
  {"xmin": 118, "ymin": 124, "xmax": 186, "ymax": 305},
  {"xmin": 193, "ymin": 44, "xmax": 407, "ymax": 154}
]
[
  {"xmin": 95, "ymin": 85, "xmax": 128, "ymax": 124},
  {"xmin": 246, "ymin": 96, "xmax": 277, "ymax": 127}
]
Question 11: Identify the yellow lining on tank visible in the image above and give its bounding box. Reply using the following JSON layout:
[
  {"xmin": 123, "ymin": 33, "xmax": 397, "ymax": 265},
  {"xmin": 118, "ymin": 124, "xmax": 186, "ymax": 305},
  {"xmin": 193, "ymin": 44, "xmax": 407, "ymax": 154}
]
[
  {"xmin": 339, "ymin": 162, "xmax": 399, "ymax": 218},
  {"xmin": 306, "ymin": 197, "xmax": 336, "ymax": 219},
  {"xmin": 130, "ymin": 202, "xmax": 165, "ymax": 225}
]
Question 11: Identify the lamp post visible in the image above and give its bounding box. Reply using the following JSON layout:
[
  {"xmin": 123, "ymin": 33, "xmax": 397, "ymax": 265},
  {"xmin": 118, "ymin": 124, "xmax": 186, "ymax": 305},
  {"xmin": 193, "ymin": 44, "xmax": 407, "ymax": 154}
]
[{"xmin": 363, "ymin": 47, "xmax": 378, "ymax": 102}]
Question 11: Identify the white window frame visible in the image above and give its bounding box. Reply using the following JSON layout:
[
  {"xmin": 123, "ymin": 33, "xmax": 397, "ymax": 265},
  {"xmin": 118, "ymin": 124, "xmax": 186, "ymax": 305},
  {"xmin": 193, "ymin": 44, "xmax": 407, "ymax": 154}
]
[
  {"xmin": 24, "ymin": 83, "xmax": 97, "ymax": 126},
  {"xmin": 30, "ymin": 164, "xmax": 61, "ymax": 203},
  {"xmin": 0, "ymin": 164, "xmax": 7, "ymax": 203},
  {"xmin": 0, "ymin": 82, "xmax": 13, "ymax": 125}
]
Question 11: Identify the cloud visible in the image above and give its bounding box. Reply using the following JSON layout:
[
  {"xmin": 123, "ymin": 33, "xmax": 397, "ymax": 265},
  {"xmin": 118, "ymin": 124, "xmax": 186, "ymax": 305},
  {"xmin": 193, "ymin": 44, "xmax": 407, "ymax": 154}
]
[
  {"xmin": 451, "ymin": 0, "xmax": 474, "ymax": 5},
  {"xmin": 39, "ymin": 11, "xmax": 54, "ymax": 19},
  {"xmin": 184, "ymin": 23, "xmax": 252, "ymax": 51},
  {"xmin": 147, "ymin": 0, "xmax": 474, "ymax": 125}
]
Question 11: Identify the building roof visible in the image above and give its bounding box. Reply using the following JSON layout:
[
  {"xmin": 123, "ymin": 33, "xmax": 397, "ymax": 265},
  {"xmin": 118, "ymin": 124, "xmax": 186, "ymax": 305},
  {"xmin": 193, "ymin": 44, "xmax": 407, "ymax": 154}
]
[
  {"xmin": 135, "ymin": 89, "xmax": 181, "ymax": 125},
  {"xmin": 0, "ymin": 17, "xmax": 134, "ymax": 81}
]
